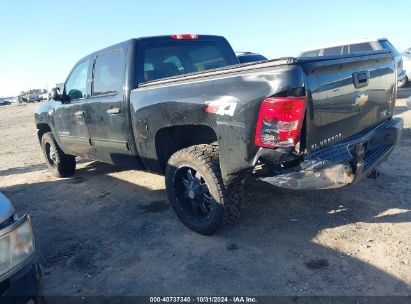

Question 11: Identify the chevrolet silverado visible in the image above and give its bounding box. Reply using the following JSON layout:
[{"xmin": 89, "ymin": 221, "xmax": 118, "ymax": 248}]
[{"xmin": 35, "ymin": 34, "xmax": 403, "ymax": 234}]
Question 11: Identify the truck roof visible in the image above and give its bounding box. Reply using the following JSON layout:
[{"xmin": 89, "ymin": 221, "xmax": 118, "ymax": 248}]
[
  {"xmin": 79, "ymin": 34, "xmax": 228, "ymax": 61},
  {"xmin": 135, "ymin": 34, "xmax": 226, "ymax": 42}
]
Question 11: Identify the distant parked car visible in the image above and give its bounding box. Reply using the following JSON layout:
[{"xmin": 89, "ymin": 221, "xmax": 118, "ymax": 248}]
[
  {"xmin": 0, "ymin": 192, "xmax": 42, "ymax": 301},
  {"xmin": 11, "ymin": 96, "xmax": 24, "ymax": 104},
  {"xmin": 236, "ymin": 52, "xmax": 267, "ymax": 63},
  {"xmin": 41, "ymin": 93, "xmax": 49, "ymax": 101},
  {"xmin": 299, "ymin": 38, "xmax": 407, "ymax": 87},
  {"xmin": 402, "ymin": 48, "xmax": 411, "ymax": 84},
  {"xmin": 0, "ymin": 98, "xmax": 11, "ymax": 106},
  {"xmin": 28, "ymin": 94, "xmax": 40, "ymax": 103}
]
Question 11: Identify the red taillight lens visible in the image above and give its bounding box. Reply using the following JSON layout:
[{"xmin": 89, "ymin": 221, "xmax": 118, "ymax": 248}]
[
  {"xmin": 171, "ymin": 34, "xmax": 199, "ymax": 40},
  {"xmin": 254, "ymin": 96, "xmax": 307, "ymax": 149}
]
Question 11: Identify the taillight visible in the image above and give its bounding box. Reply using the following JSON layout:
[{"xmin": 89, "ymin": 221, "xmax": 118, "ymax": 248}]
[
  {"xmin": 254, "ymin": 96, "xmax": 307, "ymax": 149},
  {"xmin": 171, "ymin": 34, "xmax": 198, "ymax": 40}
]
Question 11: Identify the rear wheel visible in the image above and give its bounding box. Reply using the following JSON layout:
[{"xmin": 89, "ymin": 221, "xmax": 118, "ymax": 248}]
[
  {"xmin": 41, "ymin": 132, "xmax": 76, "ymax": 177},
  {"xmin": 165, "ymin": 145, "xmax": 242, "ymax": 235}
]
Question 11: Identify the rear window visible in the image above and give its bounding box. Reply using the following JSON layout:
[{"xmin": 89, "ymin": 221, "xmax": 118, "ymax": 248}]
[
  {"xmin": 141, "ymin": 41, "xmax": 238, "ymax": 82},
  {"xmin": 300, "ymin": 50, "xmax": 320, "ymax": 57},
  {"xmin": 349, "ymin": 43, "xmax": 373, "ymax": 53},
  {"xmin": 323, "ymin": 46, "xmax": 342, "ymax": 56},
  {"xmin": 301, "ymin": 42, "xmax": 377, "ymax": 57}
]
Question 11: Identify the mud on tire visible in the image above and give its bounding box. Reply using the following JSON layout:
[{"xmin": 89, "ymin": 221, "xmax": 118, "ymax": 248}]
[{"xmin": 165, "ymin": 144, "xmax": 242, "ymax": 235}]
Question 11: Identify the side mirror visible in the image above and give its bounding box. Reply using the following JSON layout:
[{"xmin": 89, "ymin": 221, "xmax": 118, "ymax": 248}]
[{"xmin": 50, "ymin": 87, "xmax": 62, "ymax": 101}]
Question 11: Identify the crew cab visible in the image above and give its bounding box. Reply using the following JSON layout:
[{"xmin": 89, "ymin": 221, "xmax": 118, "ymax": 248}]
[{"xmin": 35, "ymin": 34, "xmax": 403, "ymax": 234}]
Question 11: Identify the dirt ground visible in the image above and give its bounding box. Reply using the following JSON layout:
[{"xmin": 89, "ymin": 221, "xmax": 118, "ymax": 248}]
[{"xmin": 0, "ymin": 97, "xmax": 410, "ymax": 296}]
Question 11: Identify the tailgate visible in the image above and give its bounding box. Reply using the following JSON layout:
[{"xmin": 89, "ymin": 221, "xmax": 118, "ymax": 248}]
[{"xmin": 301, "ymin": 51, "xmax": 396, "ymax": 153}]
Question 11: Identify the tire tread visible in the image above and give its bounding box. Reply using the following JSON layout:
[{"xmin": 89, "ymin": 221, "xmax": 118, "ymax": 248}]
[
  {"xmin": 166, "ymin": 144, "xmax": 242, "ymax": 234},
  {"xmin": 41, "ymin": 132, "xmax": 76, "ymax": 178}
]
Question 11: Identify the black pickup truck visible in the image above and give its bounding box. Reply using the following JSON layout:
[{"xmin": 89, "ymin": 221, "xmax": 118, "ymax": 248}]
[{"xmin": 35, "ymin": 34, "xmax": 403, "ymax": 234}]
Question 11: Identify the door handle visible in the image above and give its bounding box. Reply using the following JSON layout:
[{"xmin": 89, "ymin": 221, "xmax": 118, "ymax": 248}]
[
  {"xmin": 107, "ymin": 108, "xmax": 121, "ymax": 115},
  {"xmin": 74, "ymin": 111, "xmax": 85, "ymax": 117}
]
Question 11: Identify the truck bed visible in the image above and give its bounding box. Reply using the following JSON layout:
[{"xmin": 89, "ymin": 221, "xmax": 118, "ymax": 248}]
[{"xmin": 138, "ymin": 57, "xmax": 298, "ymax": 87}]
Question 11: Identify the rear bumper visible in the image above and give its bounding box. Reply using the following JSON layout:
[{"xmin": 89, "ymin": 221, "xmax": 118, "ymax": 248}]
[{"xmin": 259, "ymin": 117, "xmax": 403, "ymax": 190}]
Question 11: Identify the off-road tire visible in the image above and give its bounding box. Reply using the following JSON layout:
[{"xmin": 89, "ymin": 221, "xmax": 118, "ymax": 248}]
[
  {"xmin": 165, "ymin": 144, "xmax": 242, "ymax": 235},
  {"xmin": 41, "ymin": 132, "xmax": 76, "ymax": 177}
]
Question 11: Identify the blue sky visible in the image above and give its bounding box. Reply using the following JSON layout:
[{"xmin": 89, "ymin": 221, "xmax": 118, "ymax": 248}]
[{"xmin": 0, "ymin": 0, "xmax": 409, "ymax": 97}]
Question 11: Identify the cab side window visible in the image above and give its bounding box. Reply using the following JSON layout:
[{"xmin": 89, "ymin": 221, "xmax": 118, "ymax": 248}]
[
  {"xmin": 92, "ymin": 50, "xmax": 122, "ymax": 96},
  {"xmin": 65, "ymin": 60, "xmax": 89, "ymax": 101}
]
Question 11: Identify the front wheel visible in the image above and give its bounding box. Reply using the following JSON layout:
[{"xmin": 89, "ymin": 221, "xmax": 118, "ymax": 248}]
[
  {"xmin": 165, "ymin": 145, "xmax": 242, "ymax": 235},
  {"xmin": 41, "ymin": 132, "xmax": 76, "ymax": 177}
]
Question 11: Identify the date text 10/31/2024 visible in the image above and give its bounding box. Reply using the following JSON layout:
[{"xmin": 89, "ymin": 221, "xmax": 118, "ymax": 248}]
[{"xmin": 149, "ymin": 297, "xmax": 258, "ymax": 303}]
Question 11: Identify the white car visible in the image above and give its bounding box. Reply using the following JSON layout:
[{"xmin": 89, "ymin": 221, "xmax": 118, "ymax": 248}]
[
  {"xmin": 299, "ymin": 38, "xmax": 407, "ymax": 87},
  {"xmin": 11, "ymin": 96, "xmax": 24, "ymax": 103},
  {"xmin": 41, "ymin": 93, "xmax": 49, "ymax": 101},
  {"xmin": 402, "ymin": 47, "xmax": 411, "ymax": 83}
]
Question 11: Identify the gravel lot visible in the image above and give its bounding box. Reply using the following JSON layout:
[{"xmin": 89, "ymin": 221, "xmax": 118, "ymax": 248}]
[{"xmin": 0, "ymin": 97, "xmax": 410, "ymax": 296}]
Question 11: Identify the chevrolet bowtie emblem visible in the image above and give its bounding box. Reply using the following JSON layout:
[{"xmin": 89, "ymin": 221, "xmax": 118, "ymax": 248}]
[{"xmin": 354, "ymin": 93, "xmax": 369, "ymax": 107}]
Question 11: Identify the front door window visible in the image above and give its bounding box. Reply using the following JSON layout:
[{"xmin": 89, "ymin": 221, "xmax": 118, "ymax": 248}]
[{"xmin": 65, "ymin": 60, "xmax": 89, "ymax": 101}]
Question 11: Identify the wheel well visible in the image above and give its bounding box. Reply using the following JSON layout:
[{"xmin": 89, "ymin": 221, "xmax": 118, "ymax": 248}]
[
  {"xmin": 155, "ymin": 125, "xmax": 217, "ymax": 171},
  {"xmin": 36, "ymin": 123, "xmax": 51, "ymax": 142}
]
